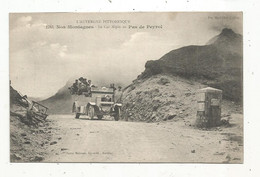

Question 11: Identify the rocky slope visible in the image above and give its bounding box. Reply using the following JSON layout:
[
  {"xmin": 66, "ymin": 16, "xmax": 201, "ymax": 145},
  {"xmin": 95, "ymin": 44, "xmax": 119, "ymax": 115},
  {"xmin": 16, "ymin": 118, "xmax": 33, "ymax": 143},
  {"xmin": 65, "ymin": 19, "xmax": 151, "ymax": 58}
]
[
  {"xmin": 121, "ymin": 74, "xmax": 242, "ymax": 122},
  {"xmin": 10, "ymin": 86, "xmax": 55, "ymax": 162},
  {"xmin": 10, "ymin": 115, "xmax": 55, "ymax": 162},
  {"xmin": 138, "ymin": 28, "xmax": 242, "ymax": 102}
]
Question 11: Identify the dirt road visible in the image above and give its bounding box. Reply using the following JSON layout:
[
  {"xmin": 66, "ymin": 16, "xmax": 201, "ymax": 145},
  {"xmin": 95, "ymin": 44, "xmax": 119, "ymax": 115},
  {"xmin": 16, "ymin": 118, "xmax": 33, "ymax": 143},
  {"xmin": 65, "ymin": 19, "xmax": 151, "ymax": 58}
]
[{"xmin": 44, "ymin": 114, "xmax": 243, "ymax": 163}]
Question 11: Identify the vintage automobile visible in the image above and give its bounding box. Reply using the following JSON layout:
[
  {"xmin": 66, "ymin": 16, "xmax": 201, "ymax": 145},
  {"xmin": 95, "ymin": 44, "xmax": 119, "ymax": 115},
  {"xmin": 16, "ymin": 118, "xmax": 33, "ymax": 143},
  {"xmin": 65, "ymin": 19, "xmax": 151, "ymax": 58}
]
[{"xmin": 72, "ymin": 86, "xmax": 122, "ymax": 121}]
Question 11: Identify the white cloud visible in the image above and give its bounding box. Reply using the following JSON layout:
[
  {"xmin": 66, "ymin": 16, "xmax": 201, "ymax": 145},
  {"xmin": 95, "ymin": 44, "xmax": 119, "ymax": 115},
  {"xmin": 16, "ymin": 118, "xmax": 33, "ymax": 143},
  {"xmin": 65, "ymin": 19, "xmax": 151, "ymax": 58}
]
[
  {"xmin": 50, "ymin": 43, "xmax": 68, "ymax": 57},
  {"xmin": 34, "ymin": 41, "xmax": 47, "ymax": 47},
  {"xmin": 13, "ymin": 15, "xmax": 46, "ymax": 30},
  {"xmin": 122, "ymin": 32, "xmax": 151, "ymax": 46},
  {"xmin": 17, "ymin": 16, "xmax": 32, "ymax": 25}
]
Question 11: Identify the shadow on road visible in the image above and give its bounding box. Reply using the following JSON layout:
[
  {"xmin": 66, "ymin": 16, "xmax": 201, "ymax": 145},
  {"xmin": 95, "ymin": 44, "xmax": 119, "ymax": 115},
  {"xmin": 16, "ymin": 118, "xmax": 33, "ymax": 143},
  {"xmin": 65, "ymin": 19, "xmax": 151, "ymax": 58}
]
[{"xmin": 78, "ymin": 117, "xmax": 115, "ymax": 121}]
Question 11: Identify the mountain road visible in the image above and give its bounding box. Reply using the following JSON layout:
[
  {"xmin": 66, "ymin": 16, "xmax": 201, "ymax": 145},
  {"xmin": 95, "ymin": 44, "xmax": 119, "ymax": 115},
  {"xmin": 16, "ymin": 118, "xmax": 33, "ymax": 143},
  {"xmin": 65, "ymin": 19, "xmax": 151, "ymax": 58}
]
[{"xmin": 43, "ymin": 114, "xmax": 243, "ymax": 163}]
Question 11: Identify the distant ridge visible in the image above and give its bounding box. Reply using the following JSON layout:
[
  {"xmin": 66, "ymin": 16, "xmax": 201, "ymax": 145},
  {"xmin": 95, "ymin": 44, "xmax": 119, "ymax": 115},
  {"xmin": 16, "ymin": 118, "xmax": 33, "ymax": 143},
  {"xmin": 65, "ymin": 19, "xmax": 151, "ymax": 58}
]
[{"xmin": 40, "ymin": 80, "xmax": 73, "ymax": 114}]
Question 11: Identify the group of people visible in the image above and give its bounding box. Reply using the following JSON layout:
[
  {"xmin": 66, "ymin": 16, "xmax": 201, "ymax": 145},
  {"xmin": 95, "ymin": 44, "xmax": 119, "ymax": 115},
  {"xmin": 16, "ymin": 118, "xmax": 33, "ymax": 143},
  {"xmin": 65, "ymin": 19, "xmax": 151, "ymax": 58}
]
[{"xmin": 69, "ymin": 77, "xmax": 94, "ymax": 96}]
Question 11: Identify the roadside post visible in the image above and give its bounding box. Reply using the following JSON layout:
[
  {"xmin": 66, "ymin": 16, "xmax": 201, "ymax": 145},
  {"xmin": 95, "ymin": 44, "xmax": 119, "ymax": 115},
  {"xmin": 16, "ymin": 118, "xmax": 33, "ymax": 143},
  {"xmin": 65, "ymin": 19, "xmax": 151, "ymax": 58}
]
[{"xmin": 196, "ymin": 87, "xmax": 222, "ymax": 128}]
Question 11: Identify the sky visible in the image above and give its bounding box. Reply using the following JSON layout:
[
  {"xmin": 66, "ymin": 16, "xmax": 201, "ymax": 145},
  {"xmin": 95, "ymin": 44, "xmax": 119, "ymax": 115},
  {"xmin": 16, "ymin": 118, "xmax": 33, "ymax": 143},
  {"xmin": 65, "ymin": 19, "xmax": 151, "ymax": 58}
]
[{"xmin": 9, "ymin": 12, "xmax": 242, "ymax": 98}]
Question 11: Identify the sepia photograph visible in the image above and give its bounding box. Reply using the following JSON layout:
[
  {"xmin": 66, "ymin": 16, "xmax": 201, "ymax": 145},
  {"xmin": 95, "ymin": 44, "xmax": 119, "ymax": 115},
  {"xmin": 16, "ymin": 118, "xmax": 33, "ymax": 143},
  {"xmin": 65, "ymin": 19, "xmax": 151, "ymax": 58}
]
[{"xmin": 9, "ymin": 12, "xmax": 243, "ymax": 163}]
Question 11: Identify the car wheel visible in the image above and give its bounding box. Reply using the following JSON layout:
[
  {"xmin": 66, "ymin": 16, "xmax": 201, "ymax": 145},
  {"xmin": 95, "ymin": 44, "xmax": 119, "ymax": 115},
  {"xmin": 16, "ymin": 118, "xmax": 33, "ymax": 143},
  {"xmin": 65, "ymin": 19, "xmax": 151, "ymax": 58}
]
[
  {"xmin": 75, "ymin": 113, "xmax": 80, "ymax": 119},
  {"xmin": 114, "ymin": 107, "xmax": 121, "ymax": 121},
  {"xmin": 89, "ymin": 106, "xmax": 95, "ymax": 120}
]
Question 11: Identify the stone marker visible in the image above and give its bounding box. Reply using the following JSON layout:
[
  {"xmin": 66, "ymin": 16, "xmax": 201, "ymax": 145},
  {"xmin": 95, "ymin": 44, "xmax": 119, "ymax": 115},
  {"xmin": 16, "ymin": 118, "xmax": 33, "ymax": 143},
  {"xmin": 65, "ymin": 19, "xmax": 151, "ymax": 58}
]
[{"xmin": 196, "ymin": 87, "xmax": 222, "ymax": 128}]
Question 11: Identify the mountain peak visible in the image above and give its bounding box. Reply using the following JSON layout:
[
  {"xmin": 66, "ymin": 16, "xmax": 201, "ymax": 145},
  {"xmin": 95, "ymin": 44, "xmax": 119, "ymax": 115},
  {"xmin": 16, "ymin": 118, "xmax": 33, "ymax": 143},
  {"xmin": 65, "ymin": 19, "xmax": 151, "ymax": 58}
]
[
  {"xmin": 220, "ymin": 28, "xmax": 236, "ymax": 37},
  {"xmin": 221, "ymin": 28, "xmax": 234, "ymax": 33},
  {"xmin": 206, "ymin": 28, "xmax": 241, "ymax": 45}
]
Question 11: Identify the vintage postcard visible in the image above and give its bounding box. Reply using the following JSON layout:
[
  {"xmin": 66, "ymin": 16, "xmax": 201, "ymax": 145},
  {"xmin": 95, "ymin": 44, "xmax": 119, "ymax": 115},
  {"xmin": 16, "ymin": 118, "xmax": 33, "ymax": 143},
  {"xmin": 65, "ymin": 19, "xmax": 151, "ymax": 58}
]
[{"xmin": 9, "ymin": 12, "xmax": 243, "ymax": 163}]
